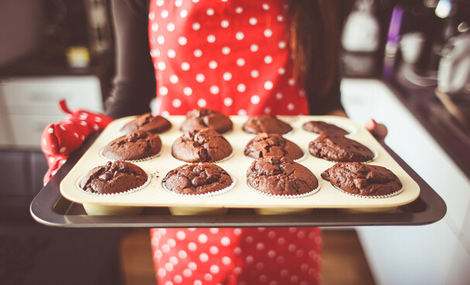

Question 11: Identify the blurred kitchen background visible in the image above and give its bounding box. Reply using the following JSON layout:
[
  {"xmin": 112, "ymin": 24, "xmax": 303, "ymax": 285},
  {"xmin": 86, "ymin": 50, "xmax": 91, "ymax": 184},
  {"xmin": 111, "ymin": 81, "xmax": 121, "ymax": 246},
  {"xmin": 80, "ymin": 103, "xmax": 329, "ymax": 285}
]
[{"xmin": 0, "ymin": 0, "xmax": 469, "ymax": 284}]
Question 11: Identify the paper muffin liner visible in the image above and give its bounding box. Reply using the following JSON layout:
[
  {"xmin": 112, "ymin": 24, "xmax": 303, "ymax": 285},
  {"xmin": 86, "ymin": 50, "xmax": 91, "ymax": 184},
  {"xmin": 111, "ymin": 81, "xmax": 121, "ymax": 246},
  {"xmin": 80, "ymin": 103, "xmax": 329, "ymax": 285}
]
[
  {"xmin": 99, "ymin": 145, "xmax": 163, "ymax": 163},
  {"xmin": 161, "ymin": 174, "xmax": 237, "ymax": 198},
  {"xmin": 76, "ymin": 170, "xmax": 156, "ymax": 197},
  {"xmin": 331, "ymin": 184, "xmax": 404, "ymax": 199},
  {"xmin": 247, "ymin": 183, "xmax": 321, "ymax": 199}
]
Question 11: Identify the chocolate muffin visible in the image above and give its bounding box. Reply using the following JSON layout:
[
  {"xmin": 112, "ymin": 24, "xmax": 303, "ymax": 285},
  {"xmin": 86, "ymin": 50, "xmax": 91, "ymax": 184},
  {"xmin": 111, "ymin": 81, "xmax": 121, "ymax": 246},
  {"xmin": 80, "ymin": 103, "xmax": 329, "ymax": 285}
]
[
  {"xmin": 180, "ymin": 108, "xmax": 233, "ymax": 134},
  {"xmin": 242, "ymin": 115, "xmax": 293, "ymax": 134},
  {"xmin": 103, "ymin": 130, "xmax": 162, "ymax": 161},
  {"xmin": 247, "ymin": 157, "xmax": 318, "ymax": 196},
  {"xmin": 121, "ymin": 113, "xmax": 172, "ymax": 134},
  {"xmin": 321, "ymin": 162, "xmax": 402, "ymax": 196},
  {"xmin": 244, "ymin": 133, "xmax": 303, "ymax": 160},
  {"xmin": 163, "ymin": 163, "xmax": 233, "ymax": 195},
  {"xmin": 302, "ymin": 120, "xmax": 348, "ymax": 136},
  {"xmin": 79, "ymin": 161, "xmax": 147, "ymax": 194},
  {"xmin": 172, "ymin": 128, "xmax": 232, "ymax": 162},
  {"xmin": 308, "ymin": 134, "xmax": 374, "ymax": 162}
]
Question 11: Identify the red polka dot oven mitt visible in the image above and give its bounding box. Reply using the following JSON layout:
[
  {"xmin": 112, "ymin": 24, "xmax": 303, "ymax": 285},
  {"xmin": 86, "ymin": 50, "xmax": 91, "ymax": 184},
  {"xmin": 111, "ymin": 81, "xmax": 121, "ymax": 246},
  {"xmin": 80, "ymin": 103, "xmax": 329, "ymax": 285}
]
[{"xmin": 41, "ymin": 100, "xmax": 112, "ymax": 184}]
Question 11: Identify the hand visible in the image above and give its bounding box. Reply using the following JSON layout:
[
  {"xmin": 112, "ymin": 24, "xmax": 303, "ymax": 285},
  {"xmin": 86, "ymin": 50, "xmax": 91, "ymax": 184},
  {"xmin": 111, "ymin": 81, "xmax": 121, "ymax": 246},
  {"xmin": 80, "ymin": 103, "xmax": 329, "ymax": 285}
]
[
  {"xmin": 365, "ymin": 119, "xmax": 388, "ymax": 141},
  {"xmin": 41, "ymin": 100, "xmax": 112, "ymax": 184}
]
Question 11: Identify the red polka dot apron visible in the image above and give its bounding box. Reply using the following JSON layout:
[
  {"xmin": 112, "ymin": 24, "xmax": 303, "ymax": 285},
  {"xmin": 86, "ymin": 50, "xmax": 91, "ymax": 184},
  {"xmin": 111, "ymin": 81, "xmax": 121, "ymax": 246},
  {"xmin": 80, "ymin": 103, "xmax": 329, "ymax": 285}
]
[{"xmin": 148, "ymin": 1, "xmax": 320, "ymax": 285}]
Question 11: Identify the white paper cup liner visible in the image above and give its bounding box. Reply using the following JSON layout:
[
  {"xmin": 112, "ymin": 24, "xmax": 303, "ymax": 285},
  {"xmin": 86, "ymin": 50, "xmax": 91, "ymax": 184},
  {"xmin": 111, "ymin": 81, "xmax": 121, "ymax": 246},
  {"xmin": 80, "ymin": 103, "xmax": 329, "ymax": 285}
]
[
  {"xmin": 331, "ymin": 184, "xmax": 404, "ymax": 199},
  {"xmin": 76, "ymin": 170, "xmax": 155, "ymax": 196},
  {"xmin": 161, "ymin": 175, "xmax": 237, "ymax": 198},
  {"xmin": 99, "ymin": 145, "xmax": 163, "ymax": 162},
  {"xmin": 247, "ymin": 183, "xmax": 321, "ymax": 199}
]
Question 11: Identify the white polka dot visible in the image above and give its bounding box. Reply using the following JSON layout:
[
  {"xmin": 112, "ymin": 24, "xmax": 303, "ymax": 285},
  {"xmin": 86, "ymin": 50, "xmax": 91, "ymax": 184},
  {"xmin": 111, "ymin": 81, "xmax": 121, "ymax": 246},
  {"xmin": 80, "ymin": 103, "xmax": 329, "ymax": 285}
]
[
  {"xmin": 176, "ymin": 231, "xmax": 186, "ymax": 240},
  {"xmin": 288, "ymin": 244, "xmax": 296, "ymax": 252},
  {"xmin": 278, "ymin": 41, "xmax": 287, "ymax": 49},
  {"xmin": 192, "ymin": 0, "xmax": 199, "ymax": 3},
  {"xmin": 264, "ymin": 55, "xmax": 273, "ymax": 64},
  {"xmin": 268, "ymin": 231, "xmax": 276, "ymax": 238},
  {"xmin": 264, "ymin": 81, "xmax": 273, "ymax": 90},
  {"xmin": 236, "ymin": 58, "xmax": 245, "ymax": 66},
  {"xmin": 278, "ymin": 67, "xmax": 286, "ymax": 74},
  {"xmin": 183, "ymin": 87, "xmax": 193, "ymax": 96},
  {"xmin": 237, "ymin": 83, "xmax": 246, "ymax": 93},
  {"xmin": 174, "ymin": 275, "xmax": 183, "ymax": 284},
  {"xmin": 207, "ymin": 34, "xmax": 216, "ymax": 43},
  {"xmin": 178, "ymin": 36, "xmax": 188, "ymax": 46},
  {"xmin": 149, "ymin": 12, "xmax": 155, "ymax": 20},
  {"xmin": 183, "ymin": 269, "xmax": 192, "ymax": 277},
  {"xmin": 235, "ymin": 6, "xmax": 243, "ymax": 14},
  {"xmin": 288, "ymin": 78, "xmax": 296, "ymax": 86},
  {"xmin": 250, "ymin": 44, "xmax": 259, "ymax": 52},
  {"xmin": 276, "ymin": 256, "xmax": 285, "ymax": 264},
  {"xmin": 262, "ymin": 3, "xmax": 270, "ymax": 10},
  {"xmin": 159, "ymin": 86, "xmax": 168, "ymax": 96},
  {"xmin": 268, "ymin": 250, "xmax": 276, "ymax": 258},
  {"xmin": 235, "ymin": 32, "xmax": 244, "ymax": 40},
  {"xmin": 181, "ymin": 62, "xmax": 190, "ymax": 71},
  {"xmin": 59, "ymin": 147, "xmax": 67, "ymax": 153},
  {"xmin": 199, "ymin": 253, "xmax": 209, "ymax": 262},
  {"xmin": 194, "ymin": 281, "xmax": 202, "ymax": 285},
  {"xmin": 220, "ymin": 19, "xmax": 229, "ymax": 28},
  {"xmin": 169, "ymin": 256, "xmax": 178, "ymax": 265},
  {"xmin": 291, "ymin": 275, "xmax": 299, "ymax": 283},
  {"xmin": 234, "ymin": 247, "xmax": 242, "ymax": 255},
  {"xmin": 270, "ymin": 281, "xmax": 278, "ymax": 285},
  {"xmin": 175, "ymin": 0, "xmax": 183, "ymax": 7},
  {"xmin": 259, "ymin": 274, "xmax": 267, "ymax": 282},
  {"xmin": 48, "ymin": 127, "xmax": 55, "ymax": 134},
  {"xmin": 210, "ymin": 265, "xmax": 220, "ymax": 274},
  {"xmin": 204, "ymin": 273, "xmax": 213, "ymax": 281},
  {"xmin": 233, "ymin": 228, "xmax": 242, "ymax": 235},
  {"xmin": 158, "ymin": 268, "xmax": 166, "ymax": 277},
  {"xmin": 188, "ymin": 262, "xmax": 197, "ymax": 270},
  {"xmin": 224, "ymin": 97, "xmax": 233, "ymax": 107},
  {"xmin": 193, "ymin": 49, "xmax": 203, "ymax": 57},
  {"xmin": 170, "ymin": 75, "xmax": 179, "ymax": 84},
  {"xmin": 198, "ymin": 233, "xmax": 208, "ymax": 244},
  {"xmin": 180, "ymin": 9, "xmax": 188, "ymax": 18},
  {"xmin": 222, "ymin": 46, "xmax": 231, "ymax": 55},
  {"xmin": 157, "ymin": 35, "xmax": 165, "ymax": 45},
  {"xmin": 207, "ymin": 8, "xmax": 215, "ymax": 15},
  {"xmin": 234, "ymin": 266, "xmax": 242, "ymax": 274},
  {"xmin": 264, "ymin": 29, "xmax": 273, "ymax": 37},
  {"xmin": 210, "ymin": 85, "xmax": 220, "ymax": 94},
  {"xmin": 188, "ymin": 242, "xmax": 197, "ymax": 251},
  {"xmin": 277, "ymin": 237, "xmax": 286, "ymax": 245},
  {"xmin": 166, "ymin": 22, "xmax": 175, "ymax": 32},
  {"xmin": 238, "ymin": 109, "xmax": 247, "ymax": 115},
  {"xmin": 223, "ymin": 72, "xmax": 232, "ymax": 81},
  {"xmin": 165, "ymin": 262, "xmax": 174, "ymax": 271},
  {"xmin": 288, "ymin": 103, "xmax": 295, "ymax": 111},
  {"xmin": 249, "ymin": 17, "xmax": 257, "ymax": 25},
  {"xmin": 161, "ymin": 10, "xmax": 169, "ymax": 18},
  {"xmin": 209, "ymin": 246, "xmax": 219, "ymax": 255},
  {"xmin": 197, "ymin": 98, "xmax": 207, "ymax": 107},
  {"xmin": 222, "ymin": 256, "xmax": 231, "ymax": 265},
  {"xmin": 151, "ymin": 23, "xmax": 159, "ymax": 32},
  {"xmin": 156, "ymin": 0, "xmax": 164, "ymax": 6},
  {"xmin": 250, "ymin": 95, "xmax": 260, "ymax": 104},
  {"xmin": 178, "ymin": 250, "xmax": 187, "ymax": 259},
  {"xmin": 196, "ymin": 73, "xmax": 205, "ymax": 83},
  {"xmin": 246, "ymin": 255, "xmax": 254, "ymax": 263},
  {"xmin": 250, "ymin": 70, "xmax": 260, "ymax": 78},
  {"xmin": 221, "ymin": 236, "xmax": 231, "ymax": 246},
  {"xmin": 245, "ymin": 236, "xmax": 254, "ymax": 243},
  {"xmin": 167, "ymin": 49, "xmax": 176, "ymax": 58},
  {"xmin": 172, "ymin": 99, "xmax": 182, "ymax": 108},
  {"xmin": 192, "ymin": 22, "xmax": 201, "ymax": 31},
  {"xmin": 209, "ymin": 60, "xmax": 218, "ymax": 69},
  {"xmin": 277, "ymin": 15, "xmax": 284, "ymax": 22},
  {"xmin": 168, "ymin": 239, "xmax": 176, "ymax": 247},
  {"xmin": 297, "ymin": 230, "xmax": 306, "ymax": 238}
]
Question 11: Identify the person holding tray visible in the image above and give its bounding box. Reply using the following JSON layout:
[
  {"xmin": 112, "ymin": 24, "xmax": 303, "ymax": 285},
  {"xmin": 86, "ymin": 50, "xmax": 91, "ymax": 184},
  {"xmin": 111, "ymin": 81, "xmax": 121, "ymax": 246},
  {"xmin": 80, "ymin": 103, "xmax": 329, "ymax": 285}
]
[{"xmin": 42, "ymin": 1, "xmax": 387, "ymax": 284}]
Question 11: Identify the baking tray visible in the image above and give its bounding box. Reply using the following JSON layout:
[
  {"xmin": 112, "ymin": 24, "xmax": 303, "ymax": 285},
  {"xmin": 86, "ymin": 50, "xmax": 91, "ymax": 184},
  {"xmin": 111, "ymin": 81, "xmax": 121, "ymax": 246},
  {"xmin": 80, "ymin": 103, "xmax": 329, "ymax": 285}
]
[
  {"xmin": 31, "ymin": 117, "xmax": 446, "ymax": 228},
  {"xmin": 60, "ymin": 116, "xmax": 419, "ymax": 212}
]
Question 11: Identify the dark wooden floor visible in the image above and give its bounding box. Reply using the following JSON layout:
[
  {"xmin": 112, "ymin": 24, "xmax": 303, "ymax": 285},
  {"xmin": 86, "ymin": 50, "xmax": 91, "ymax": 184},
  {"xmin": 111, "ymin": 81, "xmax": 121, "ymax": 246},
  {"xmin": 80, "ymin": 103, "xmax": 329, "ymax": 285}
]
[{"xmin": 119, "ymin": 229, "xmax": 375, "ymax": 285}]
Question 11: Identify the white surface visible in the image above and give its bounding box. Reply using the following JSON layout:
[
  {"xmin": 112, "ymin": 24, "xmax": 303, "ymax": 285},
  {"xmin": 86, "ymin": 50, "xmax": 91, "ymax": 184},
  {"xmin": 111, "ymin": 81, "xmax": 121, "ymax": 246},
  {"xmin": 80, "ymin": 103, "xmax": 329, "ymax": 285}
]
[
  {"xmin": 0, "ymin": 76, "xmax": 103, "ymax": 115},
  {"xmin": 8, "ymin": 114, "xmax": 64, "ymax": 148},
  {"xmin": 60, "ymin": 115, "xmax": 419, "ymax": 209},
  {"xmin": 0, "ymin": 91, "xmax": 13, "ymax": 145},
  {"xmin": 341, "ymin": 79, "xmax": 470, "ymax": 285}
]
